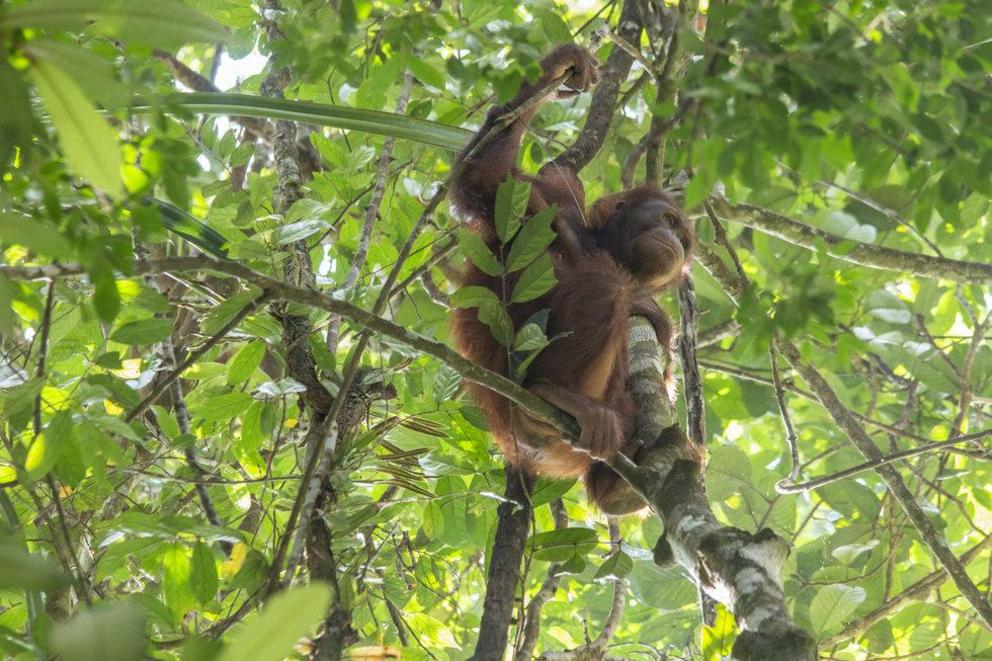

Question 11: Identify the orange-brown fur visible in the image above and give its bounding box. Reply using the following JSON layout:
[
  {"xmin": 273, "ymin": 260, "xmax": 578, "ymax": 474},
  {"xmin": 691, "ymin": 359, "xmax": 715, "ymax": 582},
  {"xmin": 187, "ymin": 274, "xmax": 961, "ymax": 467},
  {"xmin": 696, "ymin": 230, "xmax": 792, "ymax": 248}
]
[{"xmin": 450, "ymin": 45, "xmax": 693, "ymax": 514}]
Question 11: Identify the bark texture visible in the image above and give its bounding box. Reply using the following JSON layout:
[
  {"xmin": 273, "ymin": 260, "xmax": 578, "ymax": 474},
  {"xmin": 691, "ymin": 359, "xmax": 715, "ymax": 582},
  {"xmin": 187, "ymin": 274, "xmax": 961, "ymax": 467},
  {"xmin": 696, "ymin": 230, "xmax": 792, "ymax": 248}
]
[
  {"xmin": 470, "ymin": 468, "xmax": 534, "ymax": 661},
  {"xmin": 620, "ymin": 318, "xmax": 817, "ymax": 661}
]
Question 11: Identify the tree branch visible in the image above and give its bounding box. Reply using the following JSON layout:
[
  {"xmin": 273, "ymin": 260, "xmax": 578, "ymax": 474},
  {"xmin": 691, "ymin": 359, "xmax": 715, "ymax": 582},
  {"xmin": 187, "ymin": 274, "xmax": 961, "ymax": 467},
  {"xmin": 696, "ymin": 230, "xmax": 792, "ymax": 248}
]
[
  {"xmin": 714, "ymin": 199, "xmax": 992, "ymax": 284},
  {"xmin": 514, "ymin": 500, "xmax": 567, "ymax": 661},
  {"xmin": 554, "ymin": 0, "xmax": 643, "ymax": 173},
  {"xmin": 0, "ymin": 256, "xmax": 582, "ymax": 439},
  {"xmin": 776, "ymin": 431, "xmax": 990, "ymax": 493},
  {"xmin": 624, "ymin": 319, "xmax": 816, "ymax": 660},
  {"xmin": 470, "ymin": 467, "xmax": 533, "ymax": 661}
]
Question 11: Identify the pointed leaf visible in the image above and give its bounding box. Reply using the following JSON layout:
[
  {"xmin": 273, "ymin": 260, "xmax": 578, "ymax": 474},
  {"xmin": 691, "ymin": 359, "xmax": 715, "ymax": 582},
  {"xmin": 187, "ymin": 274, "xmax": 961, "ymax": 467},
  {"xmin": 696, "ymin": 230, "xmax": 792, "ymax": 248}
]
[
  {"xmin": 810, "ymin": 584, "xmax": 866, "ymax": 638},
  {"xmin": 131, "ymin": 92, "xmax": 471, "ymax": 152},
  {"xmin": 190, "ymin": 542, "xmax": 218, "ymax": 606},
  {"xmin": 31, "ymin": 58, "xmax": 122, "ymax": 193},
  {"xmin": 2, "ymin": 0, "xmax": 228, "ymax": 48},
  {"xmin": 457, "ymin": 228, "xmax": 503, "ymax": 276},
  {"xmin": 505, "ymin": 205, "xmax": 557, "ymax": 272},
  {"xmin": 511, "ymin": 253, "xmax": 556, "ymax": 303},
  {"xmin": 110, "ymin": 318, "xmax": 173, "ymax": 345},
  {"xmin": 219, "ymin": 584, "xmax": 332, "ymax": 661}
]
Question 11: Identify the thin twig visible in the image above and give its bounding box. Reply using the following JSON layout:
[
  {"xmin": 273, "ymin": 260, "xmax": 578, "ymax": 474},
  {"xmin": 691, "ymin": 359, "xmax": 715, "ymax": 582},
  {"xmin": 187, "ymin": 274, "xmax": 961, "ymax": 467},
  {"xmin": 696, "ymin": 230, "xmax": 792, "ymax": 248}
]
[
  {"xmin": 714, "ymin": 199, "xmax": 992, "ymax": 284},
  {"xmin": 769, "ymin": 347, "xmax": 801, "ymax": 483},
  {"xmin": 124, "ymin": 292, "xmax": 268, "ymax": 423},
  {"xmin": 776, "ymin": 432, "xmax": 991, "ymax": 494},
  {"xmin": 326, "ymin": 71, "xmax": 414, "ymax": 352},
  {"xmin": 34, "ymin": 280, "xmax": 92, "ymax": 606}
]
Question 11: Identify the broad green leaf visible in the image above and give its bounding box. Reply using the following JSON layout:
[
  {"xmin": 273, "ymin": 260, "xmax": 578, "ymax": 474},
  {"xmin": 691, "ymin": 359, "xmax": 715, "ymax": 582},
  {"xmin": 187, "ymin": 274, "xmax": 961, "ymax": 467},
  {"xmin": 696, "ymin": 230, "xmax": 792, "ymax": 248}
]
[
  {"xmin": 450, "ymin": 285, "xmax": 514, "ymax": 346},
  {"xmin": 52, "ymin": 602, "xmax": 146, "ymax": 661},
  {"xmin": 2, "ymin": 0, "xmax": 228, "ymax": 49},
  {"xmin": 162, "ymin": 544, "xmax": 195, "ymax": 621},
  {"xmin": 810, "ymin": 584, "xmax": 866, "ymax": 638},
  {"xmin": 457, "ymin": 228, "xmax": 503, "ymax": 276},
  {"xmin": 0, "ymin": 541, "xmax": 68, "ymax": 590},
  {"xmin": 511, "ymin": 253, "xmax": 556, "ymax": 303},
  {"xmin": 528, "ymin": 527, "xmax": 598, "ymax": 562},
  {"xmin": 405, "ymin": 612, "xmax": 460, "ymax": 649},
  {"xmin": 273, "ymin": 219, "xmax": 329, "ymax": 245},
  {"xmin": 23, "ymin": 40, "xmax": 129, "ymax": 108},
  {"xmin": 227, "ymin": 341, "xmax": 266, "ymax": 385},
  {"xmin": 31, "ymin": 58, "xmax": 122, "ymax": 194},
  {"xmin": 0, "ymin": 61, "xmax": 37, "ymax": 162},
  {"xmin": 494, "ymin": 176, "xmax": 525, "ymax": 243},
  {"xmin": 513, "ymin": 323, "xmax": 549, "ymax": 352},
  {"xmin": 0, "ymin": 213, "xmax": 72, "ymax": 257},
  {"xmin": 505, "ymin": 205, "xmax": 557, "ymax": 272},
  {"xmin": 190, "ymin": 542, "xmax": 218, "ymax": 606},
  {"xmin": 408, "ymin": 58, "xmax": 445, "ymax": 90},
  {"xmin": 594, "ymin": 550, "xmax": 633, "ymax": 580},
  {"xmin": 110, "ymin": 318, "xmax": 173, "ymax": 345},
  {"xmin": 219, "ymin": 584, "xmax": 332, "ymax": 661},
  {"xmin": 26, "ymin": 415, "xmax": 74, "ymax": 482},
  {"xmin": 196, "ymin": 392, "xmax": 253, "ymax": 422},
  {"xmin": 702, "ymin": 604, "xmax": 737, "ymax": 660},
  {"xmin": 539, "ymin": 10, "xmax": 572, "ymax": 44}
]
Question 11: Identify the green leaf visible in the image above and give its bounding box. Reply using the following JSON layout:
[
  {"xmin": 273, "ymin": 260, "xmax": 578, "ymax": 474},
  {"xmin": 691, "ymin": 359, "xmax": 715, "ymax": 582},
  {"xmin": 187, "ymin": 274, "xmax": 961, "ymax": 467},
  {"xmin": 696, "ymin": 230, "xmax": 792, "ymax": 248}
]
[
  {"xmin": 0, "ymin": 541, "xmax": 69, "ymax": 590},
  {"xmin": 528, "ymin": 527, "xmax": 598, "ymax": 562},
  {"xmin": 0, "ymin": 213, "xmax": 72, "ymax": 257},
  {"xmin": 505, "ymin": 205, "xmax": 557, "ymax": 272},
  {"xmin": 92, "ymin": 268, "xmax": 121, "ymax": 323},
  {"xmin": 450, "ymin": 285, "xmax": 514, "ymax": 346},
  {"xmin": 810, "ymin": 584, "xmax": 866, "ymax": 638},
  {"xmin": 52, "ymin": 602, "xmax": 146, "ymax": 661},
  {"xmin": 190, "ymin": 542, "xmax": 218, "ymax": 606},
  {"xmin": 219, "ymin": 584, "xmax": 332, "ymax": 661},
  {"xmin": 457, "ymin": 228, "xmax": 503, "ymax": 276},
  {"xmin": 196, "ymin": 392, "xmax": 253, "ymax": 423},
  {"xmin": 0, "ymin": 61, "xmax": 38, "ymax": 163},
  {"xmin": 494, "ymin": 176, "xmax": 525, "ymax": 243},
  {"xmin": 511, "ymin": 253, "xmax": 556, "ymax": 303},
  {"xmin": 273, "ymin": 219, "xmax": 329, "ymax": 245},
  {"xmin": 594, "ymin": 550, "xmax": 633, "ymax": 580},
  {"xmin": 31, "ymin": 58, "xmax": 122, "ymax": 193},
  {"xmin": 539, "ymin": 10, "xmax": 572, "ymax": 44},
  {"xmin": 110, "ymin": 318, "xmax": 173, "ymax": 345},
  {"xmin": 702, "ymin": 604, "xmax": 737, "ymax": 659},
  {"xmin": 155, "ymin": 199, "xmax": 229, "ymax": 257},
  {"xmin": 227, "ymin": 341, "xmax": 266, "ymax": 385},
  {"xmin": 23, "ymin": 40, "xmax": 129, "ymax": 108},
  {"xmin": 513, "ymin": 323, "xmax": 549, "ymax": 352},
  {"xmin": 162, "ymin": 544, "xmax": 194, "ymax": 621},
  {"xmin": 2, "ymin": 0, "xmax": 228, "ymax": 49},
  {"xmin": 131, "ymin": 92, "xmax": 471, "ymax": 152},
  {"xmin": 408, "ymin": 58, "xmax": 445, "ymax": 90}
]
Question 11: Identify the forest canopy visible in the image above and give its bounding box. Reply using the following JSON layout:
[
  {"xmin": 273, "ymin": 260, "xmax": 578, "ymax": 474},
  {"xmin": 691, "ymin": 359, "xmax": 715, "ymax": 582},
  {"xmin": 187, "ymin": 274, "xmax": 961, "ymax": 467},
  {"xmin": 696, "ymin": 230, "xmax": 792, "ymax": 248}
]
[{"xmin": 0, "ymin": 0, "xmax": 990, "ymax": 659}]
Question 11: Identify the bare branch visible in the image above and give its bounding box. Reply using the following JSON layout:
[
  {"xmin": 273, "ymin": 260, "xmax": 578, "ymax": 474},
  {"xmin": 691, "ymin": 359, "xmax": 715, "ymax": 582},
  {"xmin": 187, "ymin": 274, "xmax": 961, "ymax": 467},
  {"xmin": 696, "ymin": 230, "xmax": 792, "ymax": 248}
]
[
  {"xmin": 326, "ymin": 72, "xmax": 414, "ymax": 352},
  {"xmin": 470, "ymin": 468, "xmax": 533, "ymax": 661},
  {"xmin": 769, "ymin": 347, "xmax": 801, "ymax": 483}
]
